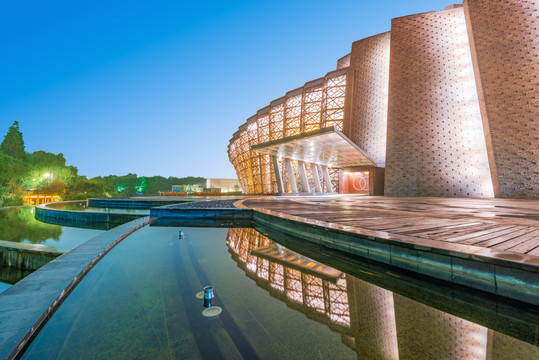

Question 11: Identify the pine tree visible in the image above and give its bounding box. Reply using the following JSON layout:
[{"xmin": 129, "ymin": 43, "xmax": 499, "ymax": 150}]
[{"xmin": 0, "ymin": 121, "xmax": 25, "ymax": 160}]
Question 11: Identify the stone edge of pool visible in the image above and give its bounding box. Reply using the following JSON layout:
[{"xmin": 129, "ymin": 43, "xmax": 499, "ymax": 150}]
[
  {"xmin": 36, "ymin": 201, "xmax": 146, "ymax": 229},
  {"xmin": 0, "ymin": 216, "xmax": 154, "ymax": 360},
  {"xmin": 0, "ymin": 240, "xmax": 67, "ymax": 271},
  {"xmin": 88, "ymin": 197, "xmax": 191, "ymax": 209}
]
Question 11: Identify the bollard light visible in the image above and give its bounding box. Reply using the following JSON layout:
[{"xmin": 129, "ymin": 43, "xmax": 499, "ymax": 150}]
[{"xmin": 203, "ymin": 286, "xmax": 214, "ymax": 300}]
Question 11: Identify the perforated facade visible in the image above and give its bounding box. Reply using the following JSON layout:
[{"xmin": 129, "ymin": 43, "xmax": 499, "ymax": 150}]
[
  {"xmin": 347, "ymin": 32, "xmax": 391, "ymax": 167},
  {"xmin": 384, "ymin": 7, "xmax": 494, "ymax": 197},
  {"xmin": 228, "ymin": 1, "xmax": 538, "ymax": 199},
  {"xmin": 464, "ymin": 0, "xmax": 539, "ymax": 198}
]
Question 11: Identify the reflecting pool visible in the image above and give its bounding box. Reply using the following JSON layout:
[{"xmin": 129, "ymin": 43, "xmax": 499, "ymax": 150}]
[
  {"xmin": 0, "ymin": 207, "xmax": 103, "ymax": 248},
  {"xmin": 22, "ymin": 225, "xmax": 539, "ymax": 359},
  {"xmin": 0, "ymin": 206, "xmax": 105, "ymax": 294}
]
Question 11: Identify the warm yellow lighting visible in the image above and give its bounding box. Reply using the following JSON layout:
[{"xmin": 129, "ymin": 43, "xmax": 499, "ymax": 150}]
[{"xmin": 228, "ymin": 69, "xmax": 347, "ymax": 194}]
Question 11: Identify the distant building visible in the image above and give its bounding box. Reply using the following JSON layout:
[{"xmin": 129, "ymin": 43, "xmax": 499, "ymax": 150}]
[
  {"xmin": 206, "ymin": 178, "xmax": 241, "ymax": 193},
  {"xmin": 228, "ymin": 0, "xmax": 538, "ymax": 198}
]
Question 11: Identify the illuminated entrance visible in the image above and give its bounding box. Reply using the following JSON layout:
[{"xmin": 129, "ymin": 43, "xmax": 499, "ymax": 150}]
[
  {"xmin": 343, "ymin": 171, "xmax": 370, "ymax": 194},
  {"xmin": 252, "ymin": 127, "xmax": 381, "ymax": 195}
]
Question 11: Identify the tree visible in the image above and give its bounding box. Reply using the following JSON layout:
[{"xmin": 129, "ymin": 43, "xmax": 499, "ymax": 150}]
[
  {"xmin": 0, "ymin": 121, "xmax": 26, "ymax": 159},
  {"xmin": 28, "ymin": 151, "xmax": 67, "ymax": 168}
]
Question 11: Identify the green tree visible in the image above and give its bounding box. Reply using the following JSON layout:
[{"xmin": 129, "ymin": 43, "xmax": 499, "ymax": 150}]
[
  {"xmin": 62, "ymin": 177, "xmax": 107, "ymax": 200},
  {"xmin": 28, "ymin": 151, "xmax": 67, "ymax": 168},
  {"xmin": 0, "ymin": 152, "xmax": 29, "ymax": 206},
  {"xmin": 0, "ymin": 121, "xmax": 26, "ymax": 160}
]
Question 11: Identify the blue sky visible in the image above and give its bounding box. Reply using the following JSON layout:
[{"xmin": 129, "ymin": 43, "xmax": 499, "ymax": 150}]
[{"xmin": 0, "ymin": 0, "xmax": 455, "ymax": 179}]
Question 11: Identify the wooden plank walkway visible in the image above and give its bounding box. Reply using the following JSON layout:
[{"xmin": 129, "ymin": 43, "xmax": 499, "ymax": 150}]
[{"xmin": 244, "ymin": 196, "xmax": 539, "ymax": 256}]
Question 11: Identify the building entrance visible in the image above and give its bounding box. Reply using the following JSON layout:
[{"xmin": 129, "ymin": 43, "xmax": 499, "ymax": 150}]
[{"xmin": 343, "ymin": 171, "xmax": 369, "ymax": 194}]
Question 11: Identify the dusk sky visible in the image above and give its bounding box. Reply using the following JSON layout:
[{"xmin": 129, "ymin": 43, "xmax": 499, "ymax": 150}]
[{"xmin": 0, "ymin": 0, "xmax": 454, "ymax": 179}]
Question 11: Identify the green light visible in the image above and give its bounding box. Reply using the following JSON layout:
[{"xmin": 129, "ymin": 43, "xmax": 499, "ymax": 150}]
[{"xmin": 136, "ymin": 177, "xmax": 147, "ymax": 194}]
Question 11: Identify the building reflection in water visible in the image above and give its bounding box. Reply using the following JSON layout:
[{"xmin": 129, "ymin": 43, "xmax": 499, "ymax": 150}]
[{"xmin": 226, "ymin": 228, "xmax": 539, "ymax": 360}]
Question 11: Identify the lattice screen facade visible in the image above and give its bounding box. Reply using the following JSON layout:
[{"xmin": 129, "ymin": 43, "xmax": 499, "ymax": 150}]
[{"xmin": 228, "ymin": 69, "xmax": 347, "ymax": 194}]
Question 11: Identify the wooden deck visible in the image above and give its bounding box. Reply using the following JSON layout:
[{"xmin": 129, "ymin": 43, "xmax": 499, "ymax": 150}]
[{"xmin": 244, "ymin": 196, "xmax": 539, "ymax": 256}]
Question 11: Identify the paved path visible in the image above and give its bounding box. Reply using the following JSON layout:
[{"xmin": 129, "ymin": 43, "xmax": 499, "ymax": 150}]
[{"xmin": 244, "ymin": 196, "xmax": 539, "ymax": 256}]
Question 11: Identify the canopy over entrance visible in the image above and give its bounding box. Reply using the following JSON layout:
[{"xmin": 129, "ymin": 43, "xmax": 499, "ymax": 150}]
[{"xmin": 251, "ymin": 126, "xmax": 375, "ymax": 168}]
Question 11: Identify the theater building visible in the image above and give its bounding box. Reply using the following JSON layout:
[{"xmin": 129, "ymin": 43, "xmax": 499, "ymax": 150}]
[{"xmin": 228, "ymin": 0, "xmax": 538, "ymax": 198}]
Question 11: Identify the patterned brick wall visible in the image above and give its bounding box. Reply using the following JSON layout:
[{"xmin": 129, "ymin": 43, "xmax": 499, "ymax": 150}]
[
  {"xmin": 348, "ymin": 33, "xmax": 391, "ymax": 167},
  {"xmin": 385, "ymin": 8, "xmax": 494, "ymax": 197},
  {"xmin": 337, "ymin": 53, "xmax": 351, "ymax": 69},
  {"xmin": 464, "ymin": 0, "xmax": 539, "ymax": 198}
]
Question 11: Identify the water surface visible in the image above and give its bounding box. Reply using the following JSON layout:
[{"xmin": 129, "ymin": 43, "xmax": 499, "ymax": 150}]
[
  {"xmin": 22, "ymin": 225, "xmax": 539, "ymax": 359},
  {"xmin": 0, "ymin": 207, "xmax": 103, "ymax": 248},
  {"xmin": 0, "ymin": 206, "xmax": 104, "ymax": 294}
]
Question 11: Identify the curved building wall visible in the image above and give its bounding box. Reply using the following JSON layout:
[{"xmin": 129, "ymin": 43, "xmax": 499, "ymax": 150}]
[
  {"xmin": 384, "ymin": 7, "xmax": 494, "ymax": 197},
  {"xmin": 228, "ymin": 69, "xmax": 347, "ymax": 194},
  {"xmin": 347, "ymin": 32, "xmax": 391, "ymax": 167},
  {"xmin": 464, "ymin": 0, "xmax": 539, "ymax": 199},
  {"xmin": 337, "ymin": 54, "xmax": 351, "ymax": 70}
]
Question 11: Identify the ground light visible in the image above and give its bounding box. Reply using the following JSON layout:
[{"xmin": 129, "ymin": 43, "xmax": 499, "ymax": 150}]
[{"xmin": 197, "ymin": 285, "xmax": 222, "ymax": 317}]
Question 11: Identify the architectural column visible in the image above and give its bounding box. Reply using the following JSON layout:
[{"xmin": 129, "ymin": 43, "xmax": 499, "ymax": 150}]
[
  {"xmin": 321, "ymin": 165, "xmax": 333, "ymax": 193},
  {"xmin": 285, "ymin": 158, "xmax": 298, "ymax": 193},
  {"xmin": 298, "ymin": 161, "xmax": 311, "ymax": 193},
  {"xmin": 272, "ymin": 155, "xmax": 284, "ymax": 193},
  {"xmin": 311, "ymin": 163, "xmax": 322, "ymax": 193}
]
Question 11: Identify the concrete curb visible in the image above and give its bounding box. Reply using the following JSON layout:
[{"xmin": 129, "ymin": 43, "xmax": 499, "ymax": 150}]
[
  {"xmin": 150, "ymin": 207, "xmax": 252, "ymax": 220},
  {"xmin": 36, "ymin": 202, "xmax": 145, "ymax": 229},
  {"xmin": 88, "ymin": 197, "xmax": 189, "ymax": 209}
]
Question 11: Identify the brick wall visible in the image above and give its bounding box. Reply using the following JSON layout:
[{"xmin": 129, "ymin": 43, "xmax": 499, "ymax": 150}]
[
  {"xmin": 337, "ymin": 53, "xmax": 351, "ymax": 69},
  {"xmin": 464, "ymin": 0, "xmax": 539, "ymax": 198},
  {"xmin": 347, "ymin": 33, "xmax": 391, "ymax": 167},
  {"xmin": 385, "ymin": 8, "xmax": 494, "ymax": 197}
]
